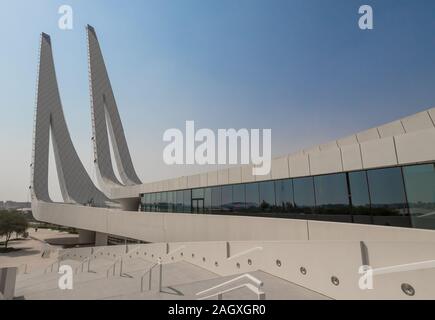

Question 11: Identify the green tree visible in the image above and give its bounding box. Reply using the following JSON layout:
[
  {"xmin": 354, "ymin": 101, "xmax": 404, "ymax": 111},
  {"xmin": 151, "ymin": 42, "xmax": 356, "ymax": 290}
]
[{"xmin": 0, "ymin": 211, "xmax": 29, "ymax": 249}]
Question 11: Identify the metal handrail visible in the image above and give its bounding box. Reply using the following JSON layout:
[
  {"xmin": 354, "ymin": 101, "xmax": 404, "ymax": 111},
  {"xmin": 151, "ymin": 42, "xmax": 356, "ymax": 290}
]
[
  {"xmin": 196, "ymin": 274, "xmax": 263, "ymax": 296},
  {"xmin": 74, "ymin": 248, "xmax": 106, "ymax": 274},
  {"xmin": 140, "ymin": 262, "xmax": 159, "ymax": 292},
  {"xmin": 106, "ymin": 259, "xmax": 120, "ymax": 278},
  {"xmin": 17, "ymin": 263, "xmax": 29, "ymax": 275},
  {"xmin": 43, "ymin": 252, "xmax": 71, "ymax": 274},
  {"xmin": 196, "ymin": 274, "xmax": 264, "ymax": 300},
  {"xmin": 137, "ymin": 246, "xmax": 185, "ymax": 293},
  {"xmin": 44, "ymin": 259, "xmax": 60, "ymax": 274},
  {"xmin": 75, "ymin": 255, "xmax": 93, "ymax": 274},
  {"xmin": 105, "ymin": 245, "xmax": 143, "ymax": 278},
  {"xmin": 198, "ymin": 283, "xmax": 266, "ymax": 300},
  {"xmin": 227, "ymin": 246, "xmax": 263, "ymax": 261}
]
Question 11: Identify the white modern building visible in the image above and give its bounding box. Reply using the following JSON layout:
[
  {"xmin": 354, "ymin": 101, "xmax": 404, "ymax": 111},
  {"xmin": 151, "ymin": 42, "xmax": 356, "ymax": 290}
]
[{"xmin": 28, "ymin": 26, "xmax": 435, "ymax": 299}]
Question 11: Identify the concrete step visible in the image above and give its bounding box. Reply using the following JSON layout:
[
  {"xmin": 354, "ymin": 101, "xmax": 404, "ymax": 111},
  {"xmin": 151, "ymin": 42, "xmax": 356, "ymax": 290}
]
[{"xmin": 15, "ymin": 261, "xmax": 218, "ymax": 300}]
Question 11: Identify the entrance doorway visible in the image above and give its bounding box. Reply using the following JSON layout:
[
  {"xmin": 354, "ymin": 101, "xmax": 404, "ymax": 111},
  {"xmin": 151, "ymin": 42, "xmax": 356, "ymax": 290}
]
[{"xmin": 192, "ymin": 199, "xmax": 204, "ymax": 214}]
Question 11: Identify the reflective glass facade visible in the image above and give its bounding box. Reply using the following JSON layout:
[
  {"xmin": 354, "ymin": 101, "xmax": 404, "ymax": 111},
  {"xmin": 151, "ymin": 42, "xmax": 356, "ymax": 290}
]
[
  {"xmin": 403, "ymin": 164, "xmax": 435, "ymax": 230},
  {"xmin": 140, "ymin": 163, "xmax": 435, "ymax": 230}
]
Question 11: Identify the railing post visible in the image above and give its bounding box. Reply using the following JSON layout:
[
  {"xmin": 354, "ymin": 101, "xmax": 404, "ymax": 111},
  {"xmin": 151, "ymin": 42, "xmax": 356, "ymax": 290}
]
[
  {"xmin": 149, "ymin": 269, "xmax": 152, "ymax": 291},
  {"xmin": 158, "ymin": 258, "xmax": 162, "ymax": 292},
  {"xmin": 217, "ymin": 293, "xmax": 223, "ymax": 300},
  {"xmin": 258, "ymin": 292, "xmax": 266, "ymax": 300},
  {"xmin": 120, "ymin": 258, "xmax": 123, "ymax": 276}
]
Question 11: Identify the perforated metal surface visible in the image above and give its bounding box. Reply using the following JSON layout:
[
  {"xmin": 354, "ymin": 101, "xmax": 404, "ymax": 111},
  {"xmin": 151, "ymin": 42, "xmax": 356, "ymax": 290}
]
[
  {"xmin": 86, "ymin": 25, "xmax": 141, "ymax": 191},
  {"xmin": 31, "ymin": 33, "xmax": 111, "ymax": 207}
]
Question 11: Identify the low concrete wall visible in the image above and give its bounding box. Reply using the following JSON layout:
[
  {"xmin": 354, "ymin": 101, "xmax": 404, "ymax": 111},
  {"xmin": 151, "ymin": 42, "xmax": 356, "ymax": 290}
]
[
  {"xmin": 0, "ymin": 267, "xmax": 17, "ymax": 300},
  {"xmin": 60, "ymin": 240, "xmax": 435, "ymax": 299},
  {"xmin": 33, "ymin": 201, "xmax": 435, "ymax": 243}
]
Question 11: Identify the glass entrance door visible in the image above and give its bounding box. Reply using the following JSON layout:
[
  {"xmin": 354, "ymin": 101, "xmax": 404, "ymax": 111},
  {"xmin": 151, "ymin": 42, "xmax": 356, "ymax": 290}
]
[{"xmin": 192, "ymin": 199, "xmax": 204, "ymax": 214}]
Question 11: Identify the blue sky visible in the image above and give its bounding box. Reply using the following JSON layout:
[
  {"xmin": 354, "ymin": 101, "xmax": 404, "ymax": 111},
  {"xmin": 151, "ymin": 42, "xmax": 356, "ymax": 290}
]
[{"xmin": 1, "ymin": 0, "xmax": 435, "ymax": 201}]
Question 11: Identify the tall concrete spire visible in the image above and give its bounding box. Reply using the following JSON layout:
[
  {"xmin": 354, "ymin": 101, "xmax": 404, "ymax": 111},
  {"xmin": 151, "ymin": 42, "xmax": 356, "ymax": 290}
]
[
  {"xmin": 31, "ymin": 33, "xmax": 111, "ymax": 207},
  {"xmin": 86, "ymin": 25, "xmax": 141, "ymax": 191}
]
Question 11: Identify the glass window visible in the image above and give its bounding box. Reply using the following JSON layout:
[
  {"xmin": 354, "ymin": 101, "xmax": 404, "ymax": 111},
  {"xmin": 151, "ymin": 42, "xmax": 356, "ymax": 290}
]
[
  {"xmin": 167, "ymin": 191, "xmax": 174, "ymax": 212},
  {"xmin": 233, "ymin": 184, "xmax": 246, "ymax": 212},
  {"xmin": 192, "ymin": 188, "xmax": 204, "ymax": 199},
  {"xmin": 259, "ymin": 181, "xmax": 275, "ymax": 213},
  {"xmin": 183, "ymin": 190, "xmax": 191, "ymax": 213},
  {"xmin": 140, "ymin": 194, "xmax": 145, "ymax": 211},
  {"xmin": 245, "ymin": 183, "xmax": 260, "ymax": 212},
  {"xmin": 314, "ymin": 173, "xmax": 351, "ymax": 222},
  {"xmin": 176, "ymin": 190, "xmax": 183, "ymax": 212},
  {"xmin": 204, "ymin": 188, "xmax": 212, "ymax": 213},
  {"xmin": 367, "ymin": 167, "xmax": 410, "ymax": 227},
  {"xmin": 349, "ymin": 171, "xmax": 370, "ymax": 207},
  {"xmin": 144, "ymin": 193, "xmax": 151, "ymax": 212},
  {"xmin": 221, "ymin": 185, "xmax": 233, "ymax": 213},
  {"xmin": 150, "ymin": 193, "xmax": 156, "ymax": 212},
  {"xmin": 275, "ymin": 179, "xmax": 293, "ymax": 213},
  {"xmin": 160, "ymin": 192, "xmax": 168, "ymax": 212},
  {"xmin": 191, "ymin": 188, "xmax": 204, "ymax": 214},
  {"xmin": 403, "ymin": 164, "xmax": 435, "ymax": 230},
  {"xmin": 293, "ymin": 177, "xmax": 315, "ymax": 214},
  {"xmin": 211, "ymin": 187, "xmax": 221, "ymax": 213},
  {"xmin": 348, "ymin": 171, "xmax": 371, "ymax": 224},
  {"xmin": 155, "ymin": 192, "xmax": 161, "ymax": 212}
]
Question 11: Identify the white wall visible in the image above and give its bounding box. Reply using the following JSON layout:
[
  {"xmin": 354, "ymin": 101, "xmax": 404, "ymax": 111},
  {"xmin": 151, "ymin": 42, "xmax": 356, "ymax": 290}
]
[
  {"xmin": 33, "ymin": 201, "xmax": 435, "ymax": 244},
  {"xmin": 60, "ymin": 240, "xmax": 435, "ymax": 299}
]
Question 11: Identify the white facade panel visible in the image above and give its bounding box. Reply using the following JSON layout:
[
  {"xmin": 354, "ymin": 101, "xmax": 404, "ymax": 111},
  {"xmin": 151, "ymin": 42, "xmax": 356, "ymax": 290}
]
[
  {"xmin": 378, "ymin": 120, "xmax": 405, "ymax": 138},
  {"xmin": 356, "ymin": 128, "xmax": 380, "ymax": 143},
  {"xmin": 161, "ymin": 180, "xmax": 170, "ymax": 191},
  {"xmin": 152, "ymin": 182, "xmax": 159, "ymax": 192},
  {"xmin": 361, "ymin": 137, "xmax": 398, "ymax": 169},
  {"xmin": 337, "ymin": 135, "xmax": 358, "ymax": 147},
  {"xmin": 207, "ymin": 171, "xmax": 218, "ymax": 186},
  {"xmin": 271, "ymin": 156, "xmax": 290, "ymax": 180},
  {"xmin": 241, "ymin": 165, "xmax": 255, "ymax": 183},
  {"xmin": 228, "ymin": 167, "xmax": 242, "ymax": 184},
  {"xmin": 289, "ymin": 153, "xmax": 310, "ymax": 178},
  {"xmin": 319, "ymin": 141, "xmax": 338, "ymax": 151},
  {"xmin": 340, "ymin": 144, "xmax": 363, "ymax": 171},
  {"xmin": 199, "ymin": 173, "xmax": 208, "ymax": 187},
  {"xmin": 142, "ymin": 183, "xmax": 152, "ymax": 194},
  {"xmin": 218, "ymin": 169, "xmax": 229, "ymax": 185},
  {"xmin": 401, "ymin": 111, "xmax": 434, "ymax": 133},
  {"xmin": 187, "ymin": 174, "xmax": 201, "ymax": 189},
  {"xmin": 395, "ymin": 128, "xmax": 435, "ymax": 165},
  {"xmin": 428, "ymin": 107, "xmax": 435, "ymax": 125},
  {"xmin": 169, "ymin": 178, "xmax": 178, "ymax": 190},
  {"xmin": 179, "ymin": 176, "xmax": 188, "ymax": 189},
  {"xmin": 309, "ymin": 148, "xmax": 343, "ymax": 176},
  {"xmin": 255, "ymin": 169, "xmax": 272, "ymax": 182},
  {"xmin": 303, "ymin": 145, "xmax": 320, "ymax": 154}
]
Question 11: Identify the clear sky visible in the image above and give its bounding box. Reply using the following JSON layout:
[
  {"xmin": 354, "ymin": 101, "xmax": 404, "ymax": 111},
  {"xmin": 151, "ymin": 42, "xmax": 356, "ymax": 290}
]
[{"xmin": 1, "ymin": 0, "xmax": 435, "ymax": 201}]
